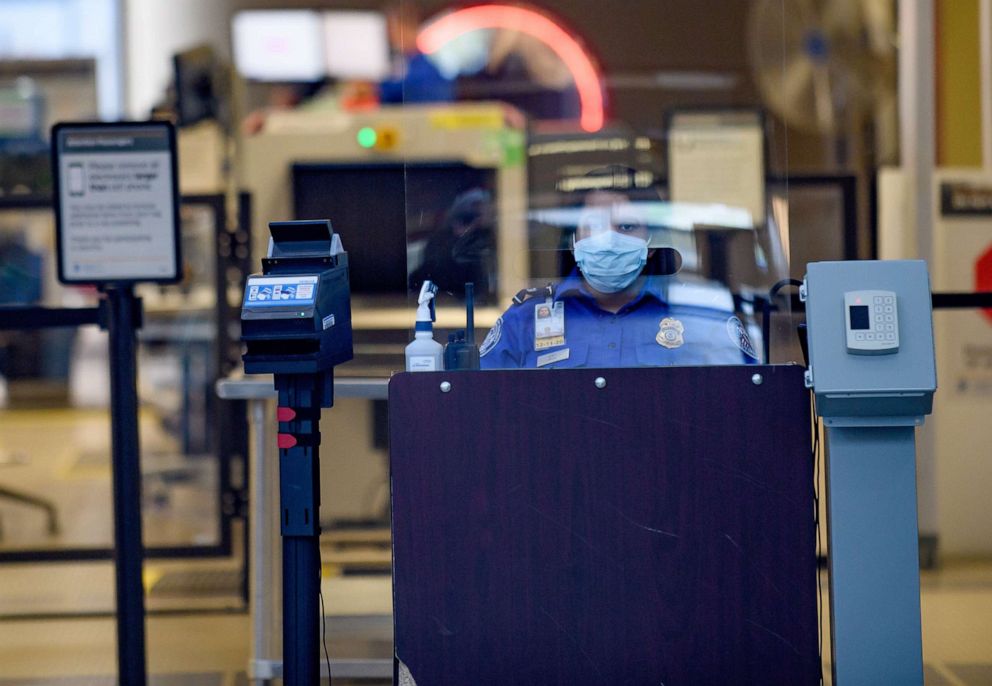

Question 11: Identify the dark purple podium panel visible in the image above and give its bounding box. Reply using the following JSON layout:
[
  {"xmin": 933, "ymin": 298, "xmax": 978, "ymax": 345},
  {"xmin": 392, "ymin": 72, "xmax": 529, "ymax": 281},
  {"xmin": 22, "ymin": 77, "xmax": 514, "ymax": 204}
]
[{"xmin": 389, "ymin": 365, "xmax": 818, "ymax": 686}]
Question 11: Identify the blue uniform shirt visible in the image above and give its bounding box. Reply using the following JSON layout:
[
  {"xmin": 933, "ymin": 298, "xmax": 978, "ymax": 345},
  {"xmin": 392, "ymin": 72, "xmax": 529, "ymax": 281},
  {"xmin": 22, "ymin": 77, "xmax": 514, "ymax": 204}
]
[
  {"xmin": 379, "ymin": 53, "xmax": 454, "ymax": 104},
  {"xmin": 480, "ymin": 272, "xmax": 758, "ymax": 369}
]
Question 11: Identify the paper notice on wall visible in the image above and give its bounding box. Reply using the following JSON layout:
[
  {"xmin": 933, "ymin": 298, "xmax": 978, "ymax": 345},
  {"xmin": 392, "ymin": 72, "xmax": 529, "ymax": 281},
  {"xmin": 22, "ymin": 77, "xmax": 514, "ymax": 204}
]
[{"xmin": 668, "ymin": 110, "xmax": 765, "ymax": 226}]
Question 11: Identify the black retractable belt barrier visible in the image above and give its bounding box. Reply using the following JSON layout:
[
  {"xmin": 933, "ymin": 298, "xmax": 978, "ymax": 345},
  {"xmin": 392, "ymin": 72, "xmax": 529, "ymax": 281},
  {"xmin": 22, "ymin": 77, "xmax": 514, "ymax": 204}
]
[
  {"xmin": 0, "ymin": 305, "xmax": 101, "ymax": 330},
  {"xmin": 931, "ymin": 291, "xmax": 992, "ymax": 309},
  {"xmin": 758, "ymin": 287, "xmax": 992, "ymax": 363}
]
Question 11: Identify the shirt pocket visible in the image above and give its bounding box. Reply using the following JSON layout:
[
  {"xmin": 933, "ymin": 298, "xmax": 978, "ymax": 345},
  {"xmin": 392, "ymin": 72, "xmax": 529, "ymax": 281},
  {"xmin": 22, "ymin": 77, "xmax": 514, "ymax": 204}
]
[{"xmin": 526, "ymin": 342, "xmax": 589, "ymax": 369}]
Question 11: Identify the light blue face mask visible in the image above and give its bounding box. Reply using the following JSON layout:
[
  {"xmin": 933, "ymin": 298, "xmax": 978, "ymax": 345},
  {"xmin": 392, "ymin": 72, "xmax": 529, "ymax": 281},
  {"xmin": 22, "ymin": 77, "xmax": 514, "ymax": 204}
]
[{"xmin": 573, "ymin": 231, "xmax": 648, "ymax": 294}]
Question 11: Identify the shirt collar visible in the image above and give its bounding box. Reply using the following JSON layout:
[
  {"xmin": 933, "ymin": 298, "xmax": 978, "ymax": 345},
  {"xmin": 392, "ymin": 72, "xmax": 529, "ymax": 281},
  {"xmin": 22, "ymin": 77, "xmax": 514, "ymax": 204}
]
[{"xmin": 555, "ymin": 269, "xmax": 668, "ymax": 307}]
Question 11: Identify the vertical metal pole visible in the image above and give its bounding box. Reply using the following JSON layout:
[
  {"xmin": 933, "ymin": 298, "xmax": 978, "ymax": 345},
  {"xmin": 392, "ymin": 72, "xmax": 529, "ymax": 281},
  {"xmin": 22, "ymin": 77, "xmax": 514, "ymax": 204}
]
[
  {"xmin": 826, "ymin": 425, "xmax": 924, "ymax": 685},
  {"xmin": 276, "ymin": 373, "xmax": 327, "ymax": 686},
  {"xmin": 248, "ymin": 394, "xmax": 283, "ymax": 682},
  {"xmin": 104, "ymin": 286, "xmax": 148, "ymax": 686},
  {"xmin": 899, "ymin": 0, "xmax": 940, "ymax": 567},
  {"xmin": 249, "ymin": 397, "xmax": 274, "ymax": 680},
  {"xmin": 898, "ymin": 0, "xmax": 936, "ymax": 263},
  {"xmin": 283, "ymin": 536, "xmax": 321, "ymax": 686}
]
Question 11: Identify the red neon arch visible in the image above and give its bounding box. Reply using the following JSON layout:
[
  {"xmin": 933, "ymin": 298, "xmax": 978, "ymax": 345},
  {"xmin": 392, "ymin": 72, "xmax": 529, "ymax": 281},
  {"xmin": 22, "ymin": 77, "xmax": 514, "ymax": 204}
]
[{"xmin": 417, "ymin": 4, "xmax": 605, "ymax": 132}]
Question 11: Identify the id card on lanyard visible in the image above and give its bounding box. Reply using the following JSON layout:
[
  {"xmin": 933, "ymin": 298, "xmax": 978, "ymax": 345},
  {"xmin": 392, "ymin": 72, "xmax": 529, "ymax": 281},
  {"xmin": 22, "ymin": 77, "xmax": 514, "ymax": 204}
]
[{"xmin": 534, "ymin": 299, "xmax": 565, "ymax": 350}]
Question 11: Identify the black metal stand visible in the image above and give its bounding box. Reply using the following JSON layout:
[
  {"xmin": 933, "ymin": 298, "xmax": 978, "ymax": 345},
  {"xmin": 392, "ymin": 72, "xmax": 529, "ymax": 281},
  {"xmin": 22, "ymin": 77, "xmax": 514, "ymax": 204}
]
[
  {"xmin": 275, "ymin": 371, "xmax": 332, "ymax": 686},
  {"xmin": 103, "ymin": 287, "xmax": 148, "ymax": 686}
]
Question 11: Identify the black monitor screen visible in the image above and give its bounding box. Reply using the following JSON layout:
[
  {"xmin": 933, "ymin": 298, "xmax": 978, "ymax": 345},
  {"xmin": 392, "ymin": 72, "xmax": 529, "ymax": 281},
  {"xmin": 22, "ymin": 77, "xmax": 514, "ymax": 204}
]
[
  {"xmin": 293, "ymin": 163, "xmax": 497, "ymax": 301},
  {"xmin": 849, "ymin": 305, "xmax": 870, "ymax": 330},
  {"xmin": 174, "ymin": 46, "xmax": 218, "ymax": 127}
]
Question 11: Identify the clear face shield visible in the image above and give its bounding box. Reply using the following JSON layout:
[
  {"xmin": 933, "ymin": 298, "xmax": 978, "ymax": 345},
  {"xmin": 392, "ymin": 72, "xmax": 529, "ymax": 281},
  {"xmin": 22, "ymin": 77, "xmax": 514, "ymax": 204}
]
[{"xmin": 518, "ymin": 192, "xmax": 783, "ymax": 368}]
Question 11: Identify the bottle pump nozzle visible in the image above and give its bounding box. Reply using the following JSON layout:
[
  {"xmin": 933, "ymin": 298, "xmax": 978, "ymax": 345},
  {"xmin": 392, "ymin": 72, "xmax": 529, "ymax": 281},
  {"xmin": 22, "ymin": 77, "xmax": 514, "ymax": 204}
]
[{"xmin": 415, "ymin": 281, "xmax": 438, "ymax": 331}]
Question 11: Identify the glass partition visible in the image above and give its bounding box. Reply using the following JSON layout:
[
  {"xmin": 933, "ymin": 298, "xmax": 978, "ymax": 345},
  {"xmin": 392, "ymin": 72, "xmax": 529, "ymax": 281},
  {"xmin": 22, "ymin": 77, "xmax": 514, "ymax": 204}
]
[
  {"xmin": 0, "ymin": 196, "xmax": 240, "ymax": 563},
  {"xmin": 223, "ymin": 0, "xmax": 901, "ymax": 675},
  {"xmin": 232, "ymin": 0, "xmax": 898, "ymax": 374},
  {"xmin": 393, "ymin": 1, "xmax": 797, "ymax": 371}
]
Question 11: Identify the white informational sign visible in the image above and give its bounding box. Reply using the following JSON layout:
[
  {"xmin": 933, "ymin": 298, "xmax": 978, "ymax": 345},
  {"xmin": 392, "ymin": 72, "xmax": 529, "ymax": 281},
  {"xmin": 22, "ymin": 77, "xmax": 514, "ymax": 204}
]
[
  {"xmin": 668, "ymin": 110, "xmax": 766, "ymax": 226},
  {"xmin": 54, "ymin": 122, "xmax": 180, "ymax": 284}
]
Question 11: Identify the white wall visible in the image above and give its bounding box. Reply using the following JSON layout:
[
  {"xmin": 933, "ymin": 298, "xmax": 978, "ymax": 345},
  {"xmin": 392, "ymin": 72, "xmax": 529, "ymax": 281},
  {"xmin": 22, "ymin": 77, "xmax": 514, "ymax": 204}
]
[
  {"xmin": 929, "ymin": 170, "xmax": 992, "ymax": 556},
  {"xmin": 124, "ymin": 0, "xmax": 233, "ymax": 119},
  {"xmin": 0, "ymin": 0, "xmax": 123, "ymax": 119}
]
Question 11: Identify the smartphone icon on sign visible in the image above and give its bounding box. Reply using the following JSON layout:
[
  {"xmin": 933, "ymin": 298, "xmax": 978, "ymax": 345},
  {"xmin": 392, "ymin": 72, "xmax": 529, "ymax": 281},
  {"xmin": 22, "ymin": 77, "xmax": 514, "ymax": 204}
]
[{"xmin": 68, "ymin": 163, "xmax": 85, "ymax": 196}]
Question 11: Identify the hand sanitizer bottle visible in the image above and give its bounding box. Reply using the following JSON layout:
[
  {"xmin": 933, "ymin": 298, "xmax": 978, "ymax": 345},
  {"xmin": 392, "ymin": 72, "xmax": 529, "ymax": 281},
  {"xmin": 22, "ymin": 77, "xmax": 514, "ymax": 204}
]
[{"xmin": 405, "ymin": 281, "xmax": 443, "ymax": 371}]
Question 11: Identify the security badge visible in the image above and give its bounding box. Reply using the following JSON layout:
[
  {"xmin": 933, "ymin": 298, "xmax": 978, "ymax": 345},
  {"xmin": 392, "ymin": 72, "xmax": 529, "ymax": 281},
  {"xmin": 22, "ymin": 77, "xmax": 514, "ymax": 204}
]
[
  {"xmin": 534, "ymin": 300, "xmax": 565, "ymax": 351},
  {"xmin": 656, "ymin": 317, "xmax": 684, "ymax": 349}
]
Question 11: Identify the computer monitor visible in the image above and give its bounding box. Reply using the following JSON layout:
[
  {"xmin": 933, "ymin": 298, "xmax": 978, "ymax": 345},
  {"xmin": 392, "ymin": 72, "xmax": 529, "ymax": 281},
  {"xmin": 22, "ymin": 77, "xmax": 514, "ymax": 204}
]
[
  {"xmin": 292, "ymin": 163, "xmax": 497, "ymax": 303},
  {"xmin": 323, "ymin": 11, "xmax": 390, "ymax": 81},
  {"xmin": 232, "ymin": 10, "xmax": 325, "ymax": 82},
  {"xmin": 173, "ymin": 45, "xmax": 218, "ymax": 126}
]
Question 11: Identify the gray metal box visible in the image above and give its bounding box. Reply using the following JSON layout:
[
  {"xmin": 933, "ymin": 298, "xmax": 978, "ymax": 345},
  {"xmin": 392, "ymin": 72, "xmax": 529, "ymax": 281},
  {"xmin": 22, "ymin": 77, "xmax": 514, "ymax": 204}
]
[{"xmin": 804, "ymin": 260, "xmax": 937, "ymax": 422}]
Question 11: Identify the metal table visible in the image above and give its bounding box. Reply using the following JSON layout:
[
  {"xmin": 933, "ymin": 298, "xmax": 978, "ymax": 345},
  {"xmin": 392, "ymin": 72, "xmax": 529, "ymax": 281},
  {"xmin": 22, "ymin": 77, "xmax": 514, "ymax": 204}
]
[{"xmin": 216, "ymin": 374, "xmax": 391, "ymax": 682}]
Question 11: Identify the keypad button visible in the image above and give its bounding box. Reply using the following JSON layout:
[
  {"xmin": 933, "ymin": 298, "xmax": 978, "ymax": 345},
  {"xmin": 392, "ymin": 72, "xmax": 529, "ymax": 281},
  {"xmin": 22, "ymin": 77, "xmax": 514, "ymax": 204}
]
[
  {"xmin": 856, "ymin": 333, "xmax": 865, "ymax": 341},
  {"xmin": 874, "ymin": 296, "xmax": 884, "ymax": 304},
  {"xmin": 866, "ymin": 333, "xmax": 875, "ymax": 340},
  {"xmin": 884, "ymin": 305, "xmax": 894, "ymax": 313},
  {"xmin": 885, "ymin": 296, "xmax": 895, "ymax": 304},
  {"xmin": 885, "ymin": 314, "xmax": 894, "ymax": 322}
]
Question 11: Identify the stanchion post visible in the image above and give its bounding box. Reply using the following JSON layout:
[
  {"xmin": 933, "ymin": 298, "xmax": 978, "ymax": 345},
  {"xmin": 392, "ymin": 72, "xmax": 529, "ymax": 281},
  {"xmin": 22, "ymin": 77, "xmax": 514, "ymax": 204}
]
[
  {"xmin": 274, "ymin": 371, "xmax": 331, "ymax": 686},
  {"xmin": 102, "ymin": 286, "xmax": 148, "ymax": 686}
]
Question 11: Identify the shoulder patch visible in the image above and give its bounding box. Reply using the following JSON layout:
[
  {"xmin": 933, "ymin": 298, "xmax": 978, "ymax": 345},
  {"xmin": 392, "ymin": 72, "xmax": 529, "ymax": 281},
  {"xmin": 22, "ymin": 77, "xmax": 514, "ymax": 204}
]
[
  {"xmin": 726, "ymin": 316, "xmax": 759, "ymax": 360},
  {"xmin": 480, "ymin": 316, "xmax": 503, "ymax": 357}
]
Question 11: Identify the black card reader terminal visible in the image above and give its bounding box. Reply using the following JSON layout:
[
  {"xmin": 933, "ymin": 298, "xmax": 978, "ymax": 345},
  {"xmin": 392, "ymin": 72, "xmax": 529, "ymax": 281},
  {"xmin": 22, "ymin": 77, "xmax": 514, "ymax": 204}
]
[
  {"xmin": 239, "ymin": 218, "xmax": 353, "ymax": 686},
  {"xmin": 241, "ymin": 219, "xmax": 353, "ymax": 375}
]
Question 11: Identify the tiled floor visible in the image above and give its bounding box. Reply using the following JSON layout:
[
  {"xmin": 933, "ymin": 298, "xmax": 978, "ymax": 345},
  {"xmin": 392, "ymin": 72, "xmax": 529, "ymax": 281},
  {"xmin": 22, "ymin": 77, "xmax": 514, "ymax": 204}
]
[
  {"xmin": 2, "ymin": 408, "xmax": 990, "ymax": 684},
  {"xmin": 917, "ymin": 562, "xmax": 992, "ymax": 685},
  {"xmin": 0, "ymin": 562, "xmax": 989, "ymax": 684}
]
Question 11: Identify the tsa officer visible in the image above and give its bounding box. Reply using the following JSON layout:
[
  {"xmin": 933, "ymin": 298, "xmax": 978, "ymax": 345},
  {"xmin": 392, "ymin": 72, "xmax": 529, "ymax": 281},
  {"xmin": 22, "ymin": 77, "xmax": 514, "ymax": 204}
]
[{"xmin": 479, "ymin": 188, "xmax": 758, "ymax": 369}]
